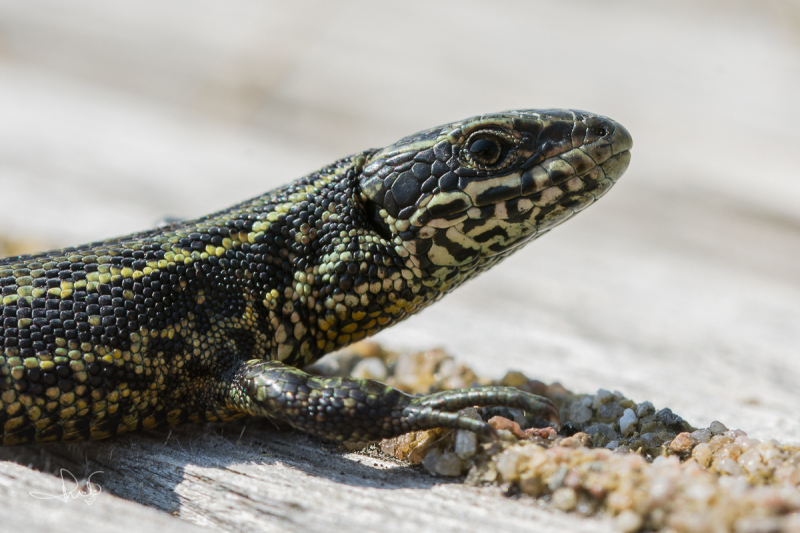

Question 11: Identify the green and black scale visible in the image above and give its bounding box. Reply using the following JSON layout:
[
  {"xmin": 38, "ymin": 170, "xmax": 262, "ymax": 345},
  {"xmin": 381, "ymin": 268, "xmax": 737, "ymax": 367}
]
[{"xmin": 0, "ymin": 109, "xmax": 632, "ymax": 445}]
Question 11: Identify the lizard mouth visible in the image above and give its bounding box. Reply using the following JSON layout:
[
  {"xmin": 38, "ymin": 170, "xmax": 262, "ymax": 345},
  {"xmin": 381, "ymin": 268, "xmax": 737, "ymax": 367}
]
[{"xmin": 423, "ymin": 146, "xmax": 631, "ymax": 225}]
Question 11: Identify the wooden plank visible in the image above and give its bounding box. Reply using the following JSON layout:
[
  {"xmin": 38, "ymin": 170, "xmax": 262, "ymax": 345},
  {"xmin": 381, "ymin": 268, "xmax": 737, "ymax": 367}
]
[
  {"xmin": 0, "ymin": 422, "xmax": 614, "ymax": 532},
  {"xmin": 0, "ymin": 2, "xmax": 799, "ymax": 531}
]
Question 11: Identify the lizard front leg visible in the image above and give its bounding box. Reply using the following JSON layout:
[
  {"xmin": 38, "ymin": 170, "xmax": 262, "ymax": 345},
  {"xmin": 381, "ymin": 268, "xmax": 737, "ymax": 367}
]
[{"xmin": 225, "ymin": 360, "xmax": 560, "ymax": 443}]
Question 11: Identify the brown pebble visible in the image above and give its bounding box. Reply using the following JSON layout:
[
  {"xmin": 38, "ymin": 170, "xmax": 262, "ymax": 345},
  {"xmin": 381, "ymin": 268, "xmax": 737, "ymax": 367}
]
[
  {"xmin": 572, "ymin": 432, "xmax": 591, "ymax": 447},
  {"xmin": 560, "ymin": 436, "xmax": 583, "ymax": 448},
  {"xmin": 380, "ymin": 432, "xmax": 412, "ymax": 458},
  {"xmin": 348, "ymin": 340, "xmax": 386, "ymax": 359},
  {"xmin": 546, "ymin": 382, "xmax": 570, "ymax": 397},
  {"xmin": 557, "ymin": 432, "xmax": 591, "ymax": 448},
  {"xmin": 380, "ymin": 428, "xmax": 447, "ymax": 463},
  {"xmin": 525, "ymin": 379, "xmax": 549, "ymax": 396},
  {"xmin": 525, "ymin": 427, "xmax": 557, "ymax": 440},
  {"xmin": 669, "ymin": 432, "xmax": 698, "ymax": 455},
  {"xmin": 500, "ymin": 371, "xmax": 529, "ymax": 388},
  {"xmin": 488, "ymin": 416, "xmax": 526, "ymax": 439}
]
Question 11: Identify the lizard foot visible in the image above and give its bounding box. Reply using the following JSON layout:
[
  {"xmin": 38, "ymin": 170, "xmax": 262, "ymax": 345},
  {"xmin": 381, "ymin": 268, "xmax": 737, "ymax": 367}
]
[{"xmin": 229, "ymin": 360, "xmax": 560, "ymax": 443}]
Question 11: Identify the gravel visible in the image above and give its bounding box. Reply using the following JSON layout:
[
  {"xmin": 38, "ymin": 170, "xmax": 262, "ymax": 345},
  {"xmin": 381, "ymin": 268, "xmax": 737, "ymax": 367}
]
[{"xmin": 319, "ymin": 341, "xmax": 800, "ymax": 533}]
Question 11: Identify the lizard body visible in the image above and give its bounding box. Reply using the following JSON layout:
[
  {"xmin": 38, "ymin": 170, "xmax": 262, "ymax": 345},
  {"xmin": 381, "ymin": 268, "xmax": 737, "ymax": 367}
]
[{"xmin": 0, "ymin": 110, "xmax": 631, "ymax": 445}]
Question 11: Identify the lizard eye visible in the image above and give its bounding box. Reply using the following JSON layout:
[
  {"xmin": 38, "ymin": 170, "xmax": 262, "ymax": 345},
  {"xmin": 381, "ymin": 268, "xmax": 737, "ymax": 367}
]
[
  {"xmin": 461, "ymin": 130, "xmax": 518, "ymax": 170},
  {"xmin": 468, "ymin": 137, "xmax": 502, "ymax": 165}
]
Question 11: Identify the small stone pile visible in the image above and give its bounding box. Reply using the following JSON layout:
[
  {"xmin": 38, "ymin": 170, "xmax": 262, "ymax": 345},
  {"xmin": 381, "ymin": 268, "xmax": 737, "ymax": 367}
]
[{"xmin": 309, "ymin": 342, "xmax": 800, "ymax": 533}]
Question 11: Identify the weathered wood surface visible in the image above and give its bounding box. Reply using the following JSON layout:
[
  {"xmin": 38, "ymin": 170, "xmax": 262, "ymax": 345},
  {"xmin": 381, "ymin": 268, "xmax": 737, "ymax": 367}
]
[
  {"xmin": 0, "ymin": 452, "xmax": 206, "ymax": 532},
  {"xmin": 0, "ymin": 1, "xmax": 798, "ymax": 531},
  {"xmin": 0, "ymin": 422, "xmax": 614, "ymax": 533}
]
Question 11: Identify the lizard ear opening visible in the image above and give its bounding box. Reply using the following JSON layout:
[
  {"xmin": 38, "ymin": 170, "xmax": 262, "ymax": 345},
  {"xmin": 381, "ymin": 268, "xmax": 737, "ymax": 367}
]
[
  {"xmin": 364, "ymin": 198, "xmax": 394, "ymax": 242},
  {"xmin": 358, "ymin": 171, "xmax": 394, "ymax": 242}
]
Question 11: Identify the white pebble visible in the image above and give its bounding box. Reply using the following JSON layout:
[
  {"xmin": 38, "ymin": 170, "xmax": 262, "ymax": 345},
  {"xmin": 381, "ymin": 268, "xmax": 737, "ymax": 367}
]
[
  {"xmin": 436, "ymin": 358, "xmax": 459, "ymax": 379},
  {"xmin": 684, "ymin": 481, "xmax": 716, "ymax": 504},
  {"xmin": 756, "ymin": 442, "xmax": 783, "ymax": 462},
  {"xmin": 619, "ymin": 408, "xmax": 638, "ymax": 437},
  {"xmin": 692, "ymin": 443, "xmax": 712, "ymax": 467},
  {"xmin": 455, "ymin": 430, "xmax": 477, "ymax": 459},
  {"xmin": 350, "ymin": 357, "xmax": 388, "ymax": 381},
  {"xmin": 552, "ymin": 487, "xmax": 577, "ymax": 511},
  {"xmin": 735, "ymin": 436, "xmax": 760, "ymax": 451},
  {"xmin": 422, "ymin": 448, "xmax": 443, "ymax": 475},
  {"xmin": 433, "ymin": 452, "xmax": 463, "ymax": 477},
  {"xmin": 725, "ymin": 429, "xmax": 747, "ymax": 440},
  {"xmin": 615, "ymin": 510, "xmax": 644, "ymax": 533},
  {"xmin": 715, "ymin": 457, "xmax": 744, "ymax": 476},
  {"xmin": 737, "ymin": 448, "xmax": 767, "ymax": 476},
  {"xmin": 495, "ymin": 449, "xmax": 521, "ymax": 481},
  {"xmin": 393, "ymin": 353, "xmax": 420, "ymax": 388},
  {"xmin": 648, "ymin": 476, "xmax": 675, "ymax": 504}
]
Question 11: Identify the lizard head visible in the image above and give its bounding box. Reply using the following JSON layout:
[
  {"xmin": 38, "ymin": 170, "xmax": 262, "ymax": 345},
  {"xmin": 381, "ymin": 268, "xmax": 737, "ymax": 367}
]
[{"xmin": 358, "ymin": 109, "xmax": 632, "ymax": 284}]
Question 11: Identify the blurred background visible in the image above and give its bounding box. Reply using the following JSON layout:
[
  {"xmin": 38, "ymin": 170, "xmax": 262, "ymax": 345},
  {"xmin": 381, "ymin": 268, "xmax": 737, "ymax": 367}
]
[{"xmin": 0, "ymin": 0, "xmax": 798, "ymax": 440}]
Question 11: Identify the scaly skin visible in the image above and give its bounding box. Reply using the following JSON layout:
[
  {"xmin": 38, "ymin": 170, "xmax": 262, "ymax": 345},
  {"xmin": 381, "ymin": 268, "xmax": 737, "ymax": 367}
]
[{"xmin": 0, "ymin": 109, "xmax": 631, "ymax": 445}]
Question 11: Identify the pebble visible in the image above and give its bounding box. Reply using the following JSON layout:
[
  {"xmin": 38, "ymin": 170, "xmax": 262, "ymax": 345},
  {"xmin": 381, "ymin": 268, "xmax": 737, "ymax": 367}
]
[
  {"xmin": 552, "ymin": 487, "xmax": 577, "ymax": 511},
  {"xmin": 488, "ymin": 416, "xmax": 526, "ymax": 439},
  {"xmin": 592, "ymin": 389, "xmax": 614, "ymax": 410},
  {"xmin": 331, "ymin": 341, "xmax": 800, "ymax": 532},
  {"xmin": 599, "ymin": 402, "xmax": 626, "ymax": 422},
  {"xmin": 428, "ymin": 451, "xmax": 463, "ymax": 477},
  {"xmin": 494, "ymin": 447, "xmax": 523, "ymax": 480},
  {"xmin": 349, "ymin": 357, "xmax": 388, "ymax": 381},
  {"xmin": 619, "ymin": 408, "xmax": 638, "ymax": 437},
  {"xmin": 525, "ymin": 427, "xmax": 558, "ymax": 440},
  {"xmin": 500, "ymin": 370, "xmax": 529, "ymax": 388},
  {"xmin": 348, "ymin": 341, "xmax": 386, "ymax": 359},
  {"xmin": 669, "ymin": 432, "xmax": 697, "ymax": 455},
  {"xmin": 390, "ymin": 349, "xmax": 450, "ymax": 394},
  {"xmin": 691, "ymin": 428, "xmax": 713, "ymax": 444},
  {"xmin": 710, "ymin": 420, "xmax": 729, "ymax": 435},
  {"xmin": 560, "ymin": 432, "xmax": 591, "ymax": 449},
  {"xmin": 455, "ymin": 430, "xmax": 477, "ymax": 459},
  {"xmin": 692, "ymin": 443, "xmax": 713, "ymax": 467},
  {"xmin": 422, "ymin": 448, "xmax": 443, "ymax": 474},
  {"xmin": 636, "ymin": 401, "xmax": 655, "ymax": 418},
  {"xmin": 616, "ymin": 510, "xmax": 644, "ymax": 533},
  {"xmin": 584, "ymin": 423, "xmax": 618, "ymax": 446},
  {"xmin": 454, "ymin": 407, "xmax": 480, "ymax": 458},
  {"xmin": 380, "ymin": 428, "xmax": 447, "ymax": 464},
  {"xmin": 569, "ymin": 401, "xmax": 593, "ymax": 424}
]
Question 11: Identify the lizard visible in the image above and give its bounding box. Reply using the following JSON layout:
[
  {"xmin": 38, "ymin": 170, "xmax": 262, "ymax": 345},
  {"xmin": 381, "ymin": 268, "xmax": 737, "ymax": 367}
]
[{"xmin": 0, "ymin": 109, "xmax": 632, "ymax": 446}]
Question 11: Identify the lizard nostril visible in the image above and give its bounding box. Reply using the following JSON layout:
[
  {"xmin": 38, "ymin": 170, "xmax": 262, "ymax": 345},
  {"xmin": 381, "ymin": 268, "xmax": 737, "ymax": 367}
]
[{"xmin": 590, "ymin": 125, "xmax": 608, "ymax": 138}]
